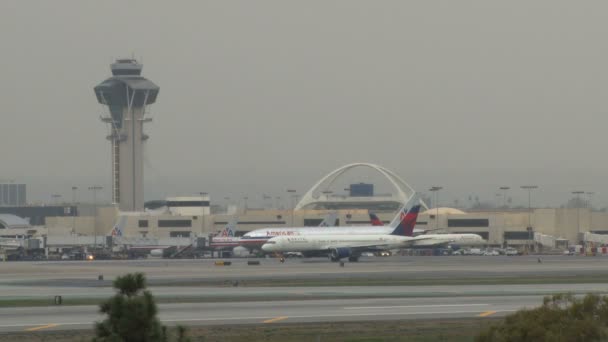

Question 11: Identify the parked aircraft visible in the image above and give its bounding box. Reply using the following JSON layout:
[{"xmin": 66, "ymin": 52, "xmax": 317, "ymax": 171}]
[
  {"xmin": 261, "ymin": 197, "xmax": 423, "ymax": 262},
  {"xmin": 210, "ymin": 212, "xmax": 338, "ymax": 250}
]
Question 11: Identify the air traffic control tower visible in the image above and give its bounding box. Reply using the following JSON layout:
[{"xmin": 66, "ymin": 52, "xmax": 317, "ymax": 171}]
[{"xmin": 94, "ymin": 59, "xmax": 159, "ymax": 211}]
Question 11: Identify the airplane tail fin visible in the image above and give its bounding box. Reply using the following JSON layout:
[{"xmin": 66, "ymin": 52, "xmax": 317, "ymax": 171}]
[
  {"xmin": 389, "ymin": 193, "xmax": 421, "ymax": 236},
  {"xmin": 319, "ymin": 212, "xmax": 338, "ymax": 227},
  {"xmin": 110, "ymin": 215, "xmax": 127, "ymax": 237},
  {"xmin": 219, "ymin": 217, "xmax": 238, "ymax": 237},
  {"xmin": 369, "ymin": 213, "xmax": 384, "ymax": 226},
  {"xmin": 390, "ymin": 204, "xmax": 421, "ymax": 236},
  {"xmin": 388, "ymin": 193, "xmax": 420, "ymax": 229}
]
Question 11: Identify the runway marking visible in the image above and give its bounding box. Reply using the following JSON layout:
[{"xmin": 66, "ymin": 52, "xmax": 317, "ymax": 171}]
[
  {"xmin": 25, "ymin": 324, "xmax": 58, "ymax": 331},
  {"xmin": 344, "ymin": 304, "xmax": 489, "ymax": 310},
  {"xmin": 0, "ymin": 310, "xmax": 519, "ymax": 330},
  {"xmin": 478, "ymin": 311, "xmax": 497, "ymax": 317},
  {"xmin": 263, "ymin": 316, "xmax": 288, "ymax": 323}
]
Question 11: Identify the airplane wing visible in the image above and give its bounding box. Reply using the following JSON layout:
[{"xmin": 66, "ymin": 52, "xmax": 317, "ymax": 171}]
[
  {"xmin": 320, "ymin": 237, "xmax": 413, "ymax": 251},
  {"xmin": 403, "ymin": 236, "xmax": 455, "ymax": 247}
]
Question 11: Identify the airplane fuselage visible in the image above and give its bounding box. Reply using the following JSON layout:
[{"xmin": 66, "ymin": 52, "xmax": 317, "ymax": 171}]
[{"xmin": 261, "ymin": 234, "xmax": 412, "ymax": 253}]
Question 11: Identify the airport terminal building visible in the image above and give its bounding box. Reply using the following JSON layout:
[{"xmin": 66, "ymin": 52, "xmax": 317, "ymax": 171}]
[{"xmin": 3, "ymin": 164, "xmax": 605, "ymax": 252}]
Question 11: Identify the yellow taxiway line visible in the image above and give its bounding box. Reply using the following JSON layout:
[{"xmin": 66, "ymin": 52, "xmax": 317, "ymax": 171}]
[
  {"xmin": 25, "ymin": 324, "xmax": 59, "ymax": 331},
  {"xmin": 263, "ymin": 316, "xmax": 288, "ymax": 323},
  {"xmin": 478, "ymin": 311, "xmax": 497, "ymax": 317}
]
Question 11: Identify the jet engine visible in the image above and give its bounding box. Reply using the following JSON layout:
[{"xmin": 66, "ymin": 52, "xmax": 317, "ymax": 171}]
[{"xmin": 329, "ymin": 247, "xmax": 351, "ymax": 262}]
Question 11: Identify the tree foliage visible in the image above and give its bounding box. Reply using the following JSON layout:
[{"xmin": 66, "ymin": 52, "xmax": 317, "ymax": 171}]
[
  {"xmin": 476, "ymin": 293, "xmax": 608, "ymax": 342},
  {"xmin": 94, "ymin": 273, "xmax": 190, "ymax": 342}
]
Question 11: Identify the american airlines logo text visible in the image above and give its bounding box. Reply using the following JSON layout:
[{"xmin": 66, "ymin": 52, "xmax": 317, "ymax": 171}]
[{"xmin": 266, "ymin": 231, "xmax": 300, "ymax": 236}]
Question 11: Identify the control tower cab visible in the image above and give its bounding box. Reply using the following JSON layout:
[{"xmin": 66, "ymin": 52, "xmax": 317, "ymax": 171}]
[{"xmin": 94, "ymin": 59, "xmax": 159, "ymax": 211}]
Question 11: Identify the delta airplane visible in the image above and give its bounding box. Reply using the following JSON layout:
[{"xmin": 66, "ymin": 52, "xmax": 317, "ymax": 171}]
[
  {"xmin": 368, "ymin": 212, "xmax": 433, "ymax": 235},
  {"xmin": 403, "ymin": 232, "xmax": 485, "ymax": 248},
  {"xmin": 239, "ymin": 200, "xmax": 421, "ymax": 249},
  {"xmin": 262, "ymin": 195, "xmax": 485, "ymax": 261},
  {"xmin": 369, "ymin": 212, "xmax": 484, "ymax": 247},
  {"xmin": 262, "ymin": 201, "xmax": 423, "ymax": 262}
]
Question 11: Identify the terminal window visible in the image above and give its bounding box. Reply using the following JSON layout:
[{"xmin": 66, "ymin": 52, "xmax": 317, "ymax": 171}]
[
  {"xmin": 447, "ymin": 219, "xmax": 489, "ymax": 228},
  {"xmin": 138, "ymin": 220, "xmax": 149, "ymax": 228},
  {"xmin": 170, "ymin": 231, "xmax": 191, "ymax": 237},
  {"xmin": 454, "ymin": 231, "xmax": 489, "ymax": 240},
  {"xmin": 304, "ymin": 219, "xmax": 323, "ymax": 226},
  {"xmin": 158, "ymin": 220, "xmax": 192, "ymax": 228},
  {"xmin": 504, "ymin": 231, "xmax": 533, "ymax": 240}
]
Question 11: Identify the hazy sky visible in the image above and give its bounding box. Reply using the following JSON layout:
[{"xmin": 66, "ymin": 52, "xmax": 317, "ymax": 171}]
[{"xmin": 1, "ymin": 1, "xmax": 607, "ymax": 208}]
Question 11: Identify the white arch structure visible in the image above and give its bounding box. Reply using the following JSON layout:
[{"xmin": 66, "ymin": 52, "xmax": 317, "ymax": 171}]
[{"xmin": 295, "ymin": 162, "xmax": 428, "ymax": 210}]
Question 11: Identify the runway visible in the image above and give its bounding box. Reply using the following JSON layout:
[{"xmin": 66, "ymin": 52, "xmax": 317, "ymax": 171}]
[
  {"xmin": 2, "ymin": 283, "xmax": 608, "ymax": 301},
  {"xmin": 1, "ymin": 255, "xmax": 607, "ymax": 333},
  {"xmin": 2, "ymin": 255, "xmax": 607, "ymax": 286},
  {"xmin": 0, "ymin": 295, "xmax": 537, "ymax": 333}
]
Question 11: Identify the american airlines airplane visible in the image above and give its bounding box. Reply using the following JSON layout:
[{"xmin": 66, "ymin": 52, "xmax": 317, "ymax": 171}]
[
  {"xmin": 239, "ymin": 199, "xmax": 420, "ymax": 249},
  {"xmin": 210, "ymin": 212, "xmax": 339, "ymax": 249}
]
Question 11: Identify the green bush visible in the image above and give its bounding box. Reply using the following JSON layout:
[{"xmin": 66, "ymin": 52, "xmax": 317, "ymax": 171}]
[
  {"xmin": 477, "ymin": 293, "xmax": 608, "ymax": 342},
  {"xmin": 94, "ymin": 273, "xmax": 190, "ymax": 342}
]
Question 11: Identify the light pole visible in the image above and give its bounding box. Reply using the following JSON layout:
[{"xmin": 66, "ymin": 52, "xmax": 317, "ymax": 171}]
[
  {"xmin": 572, "ymin": 191, "xmax": 584, "ymax": 233},
  {"xmin": 51, "ymin": 194, "xmax": 62, "ymax": 204},
  {"xmin": 88, "ymin": 186, "xmax": 103, "ymax": 248},
  {"xmin": 499, "ymin": 187, "xmax": 510, "ymax": 208},
  {"xmin": 287, "ymin": 189, "xmax": 297, "ymax": 226},
  {"xmin": 429, "ymin": 186, "xmax": 443, "ymax": 231},
  {"xmin": 243, "ymin": 196, "xmax": 248, "ymax": 213},
  {"xmin": 275, "ymin": 196, "xmax": 281, "ymax": 210},
  {"xmin": 587, "ymin": 192, "xmax": 595, "ymax": 231},
  {"xmin": 72, "ymin": 186, "xmax": 78, "ymax": 235},
  {"xmin": 224, "ymin": 197, "xmax": 231, "ymax": 213},
  {"xmin": 520, "ymin": 185, "xmax": 538, "ymax": 253},
  {"xmin": 200, "ymin": 192, "xmax": 207, "ymax": 235}
]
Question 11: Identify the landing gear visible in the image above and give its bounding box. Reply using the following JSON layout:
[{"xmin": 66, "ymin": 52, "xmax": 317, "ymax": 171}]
[
  {"xmin": 330, "ymin": 256, "xmax": 340, "ymax": 262},
  {"xmin": 348, "ymin": 256, "xmax": 359, "ymax": 262}
]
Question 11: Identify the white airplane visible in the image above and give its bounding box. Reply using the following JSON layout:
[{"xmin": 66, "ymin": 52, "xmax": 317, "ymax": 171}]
[
  {"xmin": 262, "ymin": 195, "xmax": 486, "ymax": 261},
  {"xmin": 211, "ymin": 212, "xmax": 339, "ymax": 250},
  {"xmin": 239, "ymin": 203, "xmax": 418, "ymax": 249},
  {"xmin": 405, "ymin": 233, "xmax": 485, "ymax": 248},
  {"xmin": 262, "ymin": 200, "xmax": 423, "ymax": 262},
  {"xmin": 209, "ymin": 217, "xmax": 240, "ymax": 249}
]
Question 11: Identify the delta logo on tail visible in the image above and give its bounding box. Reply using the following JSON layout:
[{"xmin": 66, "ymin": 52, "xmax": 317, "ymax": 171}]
[
  {"xmin": 390, "ymin": 204, "xmax": 421, "ymax": 236},
  {"xmin": 369, "ymin": 213, "xmax": 384, "ymax": 226}
]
